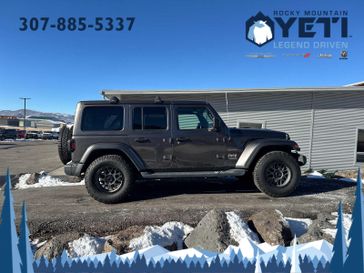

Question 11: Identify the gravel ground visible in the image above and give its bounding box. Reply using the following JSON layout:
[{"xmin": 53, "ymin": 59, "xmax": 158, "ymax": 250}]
[
  {"xmin": 0, "ymin": 140, "xmax": 356, "ymax": 241},
  {"xmin": 1, "ymin": 176, "xmax": 355, "ymax": 241},
  {"xmin": 0, "ymin": 140, "xmax": 62, "ymax": 185}
]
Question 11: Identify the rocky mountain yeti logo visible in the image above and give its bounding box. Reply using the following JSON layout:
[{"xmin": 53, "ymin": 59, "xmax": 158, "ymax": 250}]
[{"xmin": 246, "ymin": 12, "xmax": 274, "ymax": 47}]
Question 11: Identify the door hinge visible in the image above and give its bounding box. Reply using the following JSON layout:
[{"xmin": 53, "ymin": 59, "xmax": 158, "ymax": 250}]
[
  {"xmin": 162, "ymin": 154, "xmax": 172, "ymax": 160},
  {"xmin": 227, "ymin": 153, "xmax": 238, "ymax": 160},
  {"xmin": 216, "ymin": 154, "xmax": 225, "ymax": 159}
]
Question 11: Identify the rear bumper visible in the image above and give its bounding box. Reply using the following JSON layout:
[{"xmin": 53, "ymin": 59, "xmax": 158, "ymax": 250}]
[{"xmin": 64, "ymin": 162, "xmax": 84, "ymax": 177}]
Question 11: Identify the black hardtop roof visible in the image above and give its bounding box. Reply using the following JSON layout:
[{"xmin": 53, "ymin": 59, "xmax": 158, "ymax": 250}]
[{"xmin": 79, "ymin": 100, "xmax": 209, "ymax": 106}]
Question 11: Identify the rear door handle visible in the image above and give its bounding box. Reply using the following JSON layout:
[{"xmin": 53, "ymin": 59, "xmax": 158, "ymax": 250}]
[
  {"xmin": 135, "ymin": 137, "xmax": 150, "ymax": 143},
  {"xmin": 176, "ymin": 137, "xmax": 191, "ymax": 143}
]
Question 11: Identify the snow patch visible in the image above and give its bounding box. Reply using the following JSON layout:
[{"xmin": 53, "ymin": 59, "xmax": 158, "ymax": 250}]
[
  {"xmin": 0, "ymin": 138, "xmax": 16, "ymax": 142},
  {"xmin": 68, "ymin": 234, "xmax": 105, "ymax": 258},
  {"xmin": 70, "ymin": 237, "xmax": 334, "ymax": 266},
  {"xmin": 322, "ymin": 228, "xmax": 337, "ymax": 240},
  {"xmin": 323, "ymin": 212, "xmax": 352, "ymax": 243},
  {"xmin": 225, "ymin": 211, "xmax": 260, "ymax": 243},
  {"xmin": 306, "ymin": 170, "xmax": 359, "ymax": 183},
  {"xmin": 129, "ymin": 221, "xmax": 193, "ymax": 251},
  {"xmin": 285, "ymin": 217, "xmax": 312, "ymax": 237},
  {"xmin": 15, "ymin": 174, "xmax": 84, "ymax": 189},
  {"xmin": 31, "ymin": 238, "xmax": 47, "ymax": 252},
  {"xmin": 307, "ymin": 171, "xmax": 324, "ymax": 178}
]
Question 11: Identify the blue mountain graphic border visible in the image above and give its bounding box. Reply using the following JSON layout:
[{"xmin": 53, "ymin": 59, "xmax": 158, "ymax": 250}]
[{"xmin": 0, "ymin": 168, "xmax": 363, "ymax": 273}]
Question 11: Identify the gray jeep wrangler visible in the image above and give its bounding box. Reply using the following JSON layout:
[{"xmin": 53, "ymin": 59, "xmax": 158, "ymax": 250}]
[{"xmin": 59, "ymin": 97, "xmax": 306, "ymax": 203}]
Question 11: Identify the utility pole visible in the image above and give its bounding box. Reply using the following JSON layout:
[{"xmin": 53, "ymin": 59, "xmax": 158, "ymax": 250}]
[{"xmin": 19, "ymin": 97, "xmax": 31, "ymax": 137}]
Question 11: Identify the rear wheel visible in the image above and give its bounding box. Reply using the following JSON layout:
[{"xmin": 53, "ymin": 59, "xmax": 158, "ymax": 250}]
[
  {"xmin": 85, "ymin": 155, "xmax": 135, "ymax": 204},
  {"xmin": 253, "ymin": 151, "xmax": 300, "ymax": 197}
]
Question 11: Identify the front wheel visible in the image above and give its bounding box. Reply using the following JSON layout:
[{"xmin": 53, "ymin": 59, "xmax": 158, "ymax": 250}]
[
  {"xmin": 253, "ymin": 151, "xmax": 300, "ymax": 197},
  {"xmin": 85, "ymin": 155, "xmax": 135, "ymax": 204}
]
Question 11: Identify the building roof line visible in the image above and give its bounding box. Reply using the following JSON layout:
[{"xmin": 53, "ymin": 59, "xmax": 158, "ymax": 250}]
[
  {"xmin": 102, "ymin": 86, "xmax": 364, "ymax": 96},
  {"xmin": 345, "ymin": 81, "xmax": 364, "ymax": 87}
]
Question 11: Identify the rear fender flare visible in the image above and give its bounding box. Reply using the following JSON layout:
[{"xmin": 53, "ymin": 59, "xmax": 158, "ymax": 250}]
[{"xmin": 80, "ymin": 143, "xmax": 145, "ymax": 171}]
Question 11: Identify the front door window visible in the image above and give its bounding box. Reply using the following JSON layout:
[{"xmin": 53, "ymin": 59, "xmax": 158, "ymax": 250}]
[{"xmin": 176, "ymin": 106, "xmax": 214, "ymax": 130}]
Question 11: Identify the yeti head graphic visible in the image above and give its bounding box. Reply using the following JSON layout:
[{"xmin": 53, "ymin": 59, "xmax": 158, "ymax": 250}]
[{"xmin": 246, "ymin": 12, "xmax": 274, "ymax": 47}]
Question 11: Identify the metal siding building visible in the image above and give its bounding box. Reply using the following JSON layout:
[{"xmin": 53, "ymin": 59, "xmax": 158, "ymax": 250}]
[{"xmin": 102, "ymin": 87, "xmax": 364, "ymax": 171}]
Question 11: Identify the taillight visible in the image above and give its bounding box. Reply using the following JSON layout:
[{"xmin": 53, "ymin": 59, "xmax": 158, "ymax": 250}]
[{"xmin": 70, "ymin": 139, "xmax": 76, "ymax": 152}]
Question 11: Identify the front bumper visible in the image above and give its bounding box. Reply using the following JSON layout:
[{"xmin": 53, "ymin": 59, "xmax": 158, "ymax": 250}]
[
  {"xmin": 298, "ymin": 154, "xmax": 307, "ymax": 166},
  {"xmin": 64, "ymin": 161, "xmax": 84, "ymax": 177}
]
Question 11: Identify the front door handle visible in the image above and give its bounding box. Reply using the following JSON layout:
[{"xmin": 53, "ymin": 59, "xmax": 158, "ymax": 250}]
[
  {"xmin": 176, "ymin": 137, "xmax": 191, "ymax": 143},
  {"xmin": 135, "ymin": 137, "xmax": 150, "ymax": 143}
]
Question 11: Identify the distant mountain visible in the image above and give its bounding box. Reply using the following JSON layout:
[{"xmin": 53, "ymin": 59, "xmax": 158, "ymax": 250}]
[{"xmin": 0, "ymin": 109, "xmax": 74, "ymax": 123}]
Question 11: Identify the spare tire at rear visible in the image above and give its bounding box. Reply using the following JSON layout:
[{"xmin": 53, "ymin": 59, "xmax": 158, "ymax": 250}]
[{"xmin": 58, "ymin": 125, "xmax": 73, "ymax": 164}]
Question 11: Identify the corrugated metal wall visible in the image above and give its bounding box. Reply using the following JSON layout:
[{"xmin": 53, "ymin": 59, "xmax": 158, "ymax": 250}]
[
  {"xmin": 115, "ymin": 91, "xmax": 364, "ymax": 170},
  {"xmin": 223, "ymin": 92, "xmax": 313, "ymax": 169},
  {"xmin": 310, "ymin": 91, "xmax": 364, "ymax": 170}
]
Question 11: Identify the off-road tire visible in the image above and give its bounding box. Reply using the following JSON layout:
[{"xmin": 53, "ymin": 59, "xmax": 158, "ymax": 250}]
[
  {"xmin": 85, "ymin": 155, "xmax": 134, "ymax": 204},
  {"xmin": 253, "ymin": 151, "xmax": 300, "ymax": 197},
  {"xmin": 58, "ymin": 125, "xmax": 73, "ymax": 164}
]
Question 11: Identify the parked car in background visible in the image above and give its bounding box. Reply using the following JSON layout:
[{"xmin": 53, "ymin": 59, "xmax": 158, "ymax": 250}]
[
  {"xmin": 26, "ymin": 131, "xmax": 39, "ymax": 139},
  {"xmin": 0, "ymin": 128, "xmax": 17, "ymax": 140},
  {"xmin": 52, "ymin": 132, "xmax": 59, "ymax": 139},
  {"xmin": 42, "ymin": 131, "xmax": 54, "ymax": 140},
  {"xmin": 17, "ymin": 130, "xmax": 26, "ymax": 139}
]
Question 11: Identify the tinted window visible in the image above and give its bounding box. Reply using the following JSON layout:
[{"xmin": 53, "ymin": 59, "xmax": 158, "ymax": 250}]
[
  {"xmin": 177, "ymin": 107, "xmax": 213, "ymax": 130},
  {"xmin": 81, "ymin": 106, "xmax": 124, "ymax": 131},
  {"xmin": 357, "ymin": 129, "xmax": 364, "ymax": 162},
  {"xmin": 144, "ymin": 107, "xmax": 167, "ymax": 129},
  {"xmin": 132, "ymin": 107, "xmax": 167, "ymax": 130},
  {"xmin": 132, "ymin": 108, "xmax": 142, "ymax": 130},
  {"xmin": 178, "ymin": 114, "xmax": 200, "ymax": 130}
]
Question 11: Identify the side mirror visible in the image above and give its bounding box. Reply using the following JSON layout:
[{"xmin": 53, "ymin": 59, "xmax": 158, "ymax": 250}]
[{"xmin": 208, "ymin": 117, "xmax": 219, "ymax": 132}]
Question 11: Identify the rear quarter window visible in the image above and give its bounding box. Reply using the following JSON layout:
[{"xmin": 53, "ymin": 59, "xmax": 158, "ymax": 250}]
[{"xmin": 81, "ymin": 106, "xmax": 124, "ymax": 131}]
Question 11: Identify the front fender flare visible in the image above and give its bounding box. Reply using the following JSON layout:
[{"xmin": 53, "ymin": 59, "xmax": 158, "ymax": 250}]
[{"xmin": 236, "ymin": 139, "xmax": 296, "ymax": 169}]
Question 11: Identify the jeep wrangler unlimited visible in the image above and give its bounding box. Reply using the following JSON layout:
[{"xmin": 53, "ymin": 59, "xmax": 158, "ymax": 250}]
[{"xmin": 59, "ymin": 97, "xmax": 306, "ymax": 203}]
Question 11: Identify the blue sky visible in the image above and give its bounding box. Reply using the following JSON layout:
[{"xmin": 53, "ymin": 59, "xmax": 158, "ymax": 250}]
[{"xmin": 0, "ymin": 0, "xmax": 362, "ymax": 114}]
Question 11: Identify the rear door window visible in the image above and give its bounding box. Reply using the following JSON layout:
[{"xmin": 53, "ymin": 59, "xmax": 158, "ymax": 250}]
[
  {"xmin": 81, "ymin": 106, "xmax": 124, "ymax": 131},
  {"xmin": 132, "ymin": 106, "xmax": 167, "ymax": 130}
]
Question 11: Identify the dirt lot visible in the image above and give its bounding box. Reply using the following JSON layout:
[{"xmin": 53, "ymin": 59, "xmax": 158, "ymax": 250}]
[{"xmin": 0, "ymin": 140, "xmax": 357, "ymax": 240}]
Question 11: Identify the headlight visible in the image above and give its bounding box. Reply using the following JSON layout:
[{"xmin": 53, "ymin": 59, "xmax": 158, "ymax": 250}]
[{"xmin": 292, "ymin": 143, "xmax": 300, "ymax": 151}]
